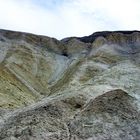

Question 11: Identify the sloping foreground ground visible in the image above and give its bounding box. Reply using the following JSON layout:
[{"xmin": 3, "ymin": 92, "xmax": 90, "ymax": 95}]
[{"xmin": 0, "ymin": 29, "xmax": 140, "ymax": 139}]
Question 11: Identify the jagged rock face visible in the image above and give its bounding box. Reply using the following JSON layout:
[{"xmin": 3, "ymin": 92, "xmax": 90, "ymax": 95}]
[{"xmin": 0, "ymin": 29, "xmax": 140, "ymax": 140}]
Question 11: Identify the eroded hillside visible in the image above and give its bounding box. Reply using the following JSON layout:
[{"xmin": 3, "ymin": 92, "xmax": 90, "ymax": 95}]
[{"xmin": 0, "ymin": 29, "xmax": 140, "ymax": 140}]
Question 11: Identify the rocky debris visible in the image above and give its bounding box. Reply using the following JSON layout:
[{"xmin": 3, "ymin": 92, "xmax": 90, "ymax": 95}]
[
  {"xmin": 69, "ymin": 89, "xmax": 140, "ymax": 140},
  {"xmin": 0, "ymin": 29, "xmax": 140, "ymax": 139},
  {"xmin": 0, "ymin": 89, "xmax": 139, "ymax": 140}
]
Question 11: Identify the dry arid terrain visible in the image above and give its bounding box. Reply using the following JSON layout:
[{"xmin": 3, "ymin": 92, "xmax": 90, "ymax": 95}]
[{"xmin": 0, "ymin": 29, "xmax": 140, "ymax": 140}]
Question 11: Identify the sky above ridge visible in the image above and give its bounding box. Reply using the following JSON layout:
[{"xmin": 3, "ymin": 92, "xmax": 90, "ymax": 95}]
[{"xmin": 0, "ymin": 0, "xmax": 140, "ymax": 39}]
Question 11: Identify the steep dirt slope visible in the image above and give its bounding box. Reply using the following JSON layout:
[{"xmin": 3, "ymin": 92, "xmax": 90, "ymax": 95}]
[{"xmin": 0, "ymin": 29, "xmax": 140, "ymax": 140}]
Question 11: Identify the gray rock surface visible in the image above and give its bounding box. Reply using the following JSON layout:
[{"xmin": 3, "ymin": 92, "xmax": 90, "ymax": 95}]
[{"xmin": 0, "ymin": 29, "xmax": 140, "ymax": 140}]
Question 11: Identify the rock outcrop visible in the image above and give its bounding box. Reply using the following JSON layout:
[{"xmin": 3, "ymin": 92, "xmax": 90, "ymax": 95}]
[{"xmin": 0, "ymin": 29, "xmax": 140, "ymax": 140}]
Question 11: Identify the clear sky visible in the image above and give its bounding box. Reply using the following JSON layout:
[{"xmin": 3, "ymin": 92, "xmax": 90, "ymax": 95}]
[{"xmin": 0, "ymin": 0, "xmax": 140, "ymax": 39}]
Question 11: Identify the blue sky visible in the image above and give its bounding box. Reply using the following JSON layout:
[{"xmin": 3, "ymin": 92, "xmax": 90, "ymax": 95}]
[
  {"xmin": 33, "ymin": 0, "xmax": 65, "ymax": 9},
  {"xmin": 0, "ymin": 0, "xmax": 140, "ymax": 39}
]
